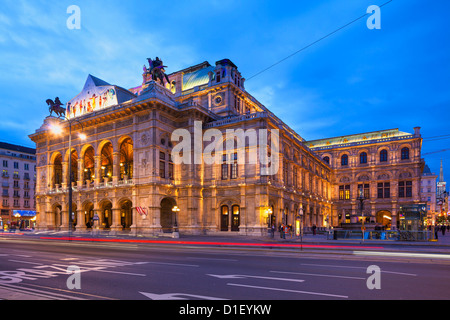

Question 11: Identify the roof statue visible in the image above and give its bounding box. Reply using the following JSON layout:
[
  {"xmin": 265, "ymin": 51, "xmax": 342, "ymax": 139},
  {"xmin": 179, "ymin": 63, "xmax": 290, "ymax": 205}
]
[
  {"xmin": 46, "ymin": 97, "xmax": 66, "ymax": 118},
  {"xmin": 143, "ymin": 57, "xmax": 170, "ymax": 86}
]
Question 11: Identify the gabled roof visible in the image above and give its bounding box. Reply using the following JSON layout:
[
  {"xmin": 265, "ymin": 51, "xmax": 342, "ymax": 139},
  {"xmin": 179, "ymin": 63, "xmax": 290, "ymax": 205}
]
[{"xmin": 66, "ymin": 75, "xmax": 136, "ymax": 119}]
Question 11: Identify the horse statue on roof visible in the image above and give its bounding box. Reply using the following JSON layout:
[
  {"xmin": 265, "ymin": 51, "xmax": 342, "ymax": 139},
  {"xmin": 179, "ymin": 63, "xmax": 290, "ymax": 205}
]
[
  {"xmin": 46, "ymin": 97, "xmax": 66, "ymax": 117},
  {"xmin": 144, "ymin": 57, "xmax": 170, "ymax": 86}
]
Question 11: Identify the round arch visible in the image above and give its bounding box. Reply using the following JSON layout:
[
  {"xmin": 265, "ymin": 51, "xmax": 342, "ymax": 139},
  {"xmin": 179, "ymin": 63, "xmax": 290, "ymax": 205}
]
[
  {"xmin": 51, "ymin": 203, "xmax": 62, "ymax": 229},
  {"xmin": 99, "ymin": 141, "xmax": 113, "ymax": 182},
  {"xmin": 119, "ymin": 137, "xmax": 133, "ymax": 180},
  {"xmin": 376, "ymin": 210, "xmax": 392, "ymax": 229},
  {"xmin": 82, "ymin": 201, "xmax": 95, "ymax": 228},
  {"xmin": 98, "ymin": 199, "xmax": 113, "ymax": 229},
  {"xmin": 160, "ymin": 197, "xmax": 177, "ymax": 233},
  {"xmin": 118, "ymin": 198, "xmax": 133, "ymax": 229}
]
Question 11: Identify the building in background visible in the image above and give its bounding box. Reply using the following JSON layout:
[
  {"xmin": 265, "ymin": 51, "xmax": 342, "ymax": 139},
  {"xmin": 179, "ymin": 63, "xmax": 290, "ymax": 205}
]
[
  {"xmin": 0, "ymin": 142, "xmax": 36, "ymax": 230},
  {"xmin": 437, "ymin": 159, "xmax": 447, "ymax": 199},
  {"xmin": 420, "ymin": 165, "xmax": 438, "ymax": 225},
  {"xmin": 306, "ymin": 128, "xmax": 424, "ymax": 230},
  {"xmin": 436, "ymin": 160, "xmax": 449, "ymax": 224}
]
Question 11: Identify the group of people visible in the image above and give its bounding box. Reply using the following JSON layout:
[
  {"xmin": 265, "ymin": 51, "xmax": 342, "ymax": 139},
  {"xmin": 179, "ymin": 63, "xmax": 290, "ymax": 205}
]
[
  {"xmin": 268, "ymin": 223, "xmax": 318, "ymax": 239},
  {"xmin": 277, "ymin": 224, "xmax": 294, "ymax": 239},
  {"xmin": 431, "ymin": 224, "xmax": 449, "ymax": 239}
]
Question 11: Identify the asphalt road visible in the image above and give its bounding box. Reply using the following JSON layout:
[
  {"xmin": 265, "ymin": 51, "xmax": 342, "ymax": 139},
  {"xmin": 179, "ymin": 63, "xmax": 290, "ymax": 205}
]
[{"xmin": 1, "ymin": 236, "xmax": 449, "ymax": 303}]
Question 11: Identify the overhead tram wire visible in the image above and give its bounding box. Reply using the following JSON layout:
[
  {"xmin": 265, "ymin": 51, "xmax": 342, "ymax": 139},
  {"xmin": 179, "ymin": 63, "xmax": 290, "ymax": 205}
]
[{"xmin": 246, "ymin": 0, "xmax": 394, "ymax": 82}]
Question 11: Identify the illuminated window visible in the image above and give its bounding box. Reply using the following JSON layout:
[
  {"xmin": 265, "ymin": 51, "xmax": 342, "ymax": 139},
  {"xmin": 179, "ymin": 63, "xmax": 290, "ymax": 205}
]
[{"xmin": 339, "ymin": 185, "xmax": 350, "ymax": 200}]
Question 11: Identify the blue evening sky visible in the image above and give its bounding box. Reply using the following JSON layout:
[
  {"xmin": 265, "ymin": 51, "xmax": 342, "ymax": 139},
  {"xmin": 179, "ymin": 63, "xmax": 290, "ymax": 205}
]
[{"xmin": 0, "ymin": 0, "xmax": 449, "ymax": 181}]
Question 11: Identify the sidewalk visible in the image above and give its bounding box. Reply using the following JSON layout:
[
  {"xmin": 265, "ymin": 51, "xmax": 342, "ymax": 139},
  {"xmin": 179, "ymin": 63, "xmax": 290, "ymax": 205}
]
[
  {"xmin": 263, "ymin": 232, "xmax": 450, "ymax": 247},
  {"xmin": 4, "ymin": 229, "xmax": 450, "ymax": 249}
]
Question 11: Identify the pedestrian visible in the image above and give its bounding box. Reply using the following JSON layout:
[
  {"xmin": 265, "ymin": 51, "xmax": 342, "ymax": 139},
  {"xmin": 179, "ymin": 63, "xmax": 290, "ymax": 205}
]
[
  {"xmin": 312, "ymin": 224, "xmax": 317, "ymax": 236},
  {"xmin": 280, "ymin": 224, "xmax": 284, "ymax": 239},
  {"xmin": 434, "ymin": 226, "xmax": 439, "ymax": 240},
  {"xmin": 442, "ymin": 225, "xmax": 446, "ymax": 236},
  {"xmin": 270, "ymin": 224, "xmax": 275, "ymax": 238}
]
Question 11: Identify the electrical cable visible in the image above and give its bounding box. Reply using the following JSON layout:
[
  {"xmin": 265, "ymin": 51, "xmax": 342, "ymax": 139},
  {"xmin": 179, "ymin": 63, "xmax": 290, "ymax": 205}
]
[{"xmin": 246, "ymin": 0, "xmax": 393, "ymax": 81}]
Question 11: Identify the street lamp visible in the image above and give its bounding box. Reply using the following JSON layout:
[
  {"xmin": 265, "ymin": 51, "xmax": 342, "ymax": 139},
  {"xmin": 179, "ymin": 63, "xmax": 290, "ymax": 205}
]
[
  {"xmin": 266, "ymin": 207, "xmax": 273, "ymax": 238},
  {"xmin": 357, "ymin": 186, "xmax": 366, "ymax": 241},
  {"xmin": 298, "ymin": 205, "xmax": 304, "ymax": 250},
  {"xmin": 50, "ymin": 117, "xmax": 85, "ymax": 237},
  {"xmin": 172, "ymin": 205, "xmax": 180, "ymax": 238}
]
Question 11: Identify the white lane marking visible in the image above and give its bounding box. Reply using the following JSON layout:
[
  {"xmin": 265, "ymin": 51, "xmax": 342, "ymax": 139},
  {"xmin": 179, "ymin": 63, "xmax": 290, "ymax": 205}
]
[
  {"xmin": 140, "ymin": 291, "xmax": 228, "ymax": 300},
  {"xmin": 90, "ymin": 269, "xmax": 146, "ymax": 276},
  {"xmin": 187, "ymin": 257, "xmax": 238, "ymax": 262},
  {"xmin": 207, "ymin": 274, "xmax": 304, "ymax": 283},
  {"xmin": 144, "ymin": 262, "xmax": 199, "ymax": 267},
  {"xmin": 227, "ymin": 283, "xmax": 348, "ymax": 299},
  {"xmin": 300, "ymin": 263, "xmax": 417, "ymax": 276},
  {"xmin": 8, "ymin": 260, "xmax": 44, "ymax": 266},
  {"xmin": 353, "ymin": 251, "xmax": 450, "ymax": 260},
  {"xmin": 270, "ymin": 270, "xmax": 365, "ymax": 280}
]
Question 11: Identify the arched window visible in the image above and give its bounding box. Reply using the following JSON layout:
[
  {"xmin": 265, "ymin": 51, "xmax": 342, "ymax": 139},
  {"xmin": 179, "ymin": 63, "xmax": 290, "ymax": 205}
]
[
  {"xmin": 360, "ymin": 152, "xmax": 367, "ymax": 164},
  {"xmin": 119, "ymin": 138, "xmax": 133, "ymax": 180},
  {"xmin": 53, "ymin": 153, "xmax": 63, "ymax": 186},
  {"xmin": 341, "ymin": 154, "xmax": 348, "ymax": 166},
  {"xmin": 380, "ymin": 149, "xmax": 388, "ymax": 162},
  {"xmin": 401, "ymin": 147, "xmax": 410, "ymax": 160},
  {"xmin": 323, "ymin": 156, "xmax": 330, "ymax": 164}
]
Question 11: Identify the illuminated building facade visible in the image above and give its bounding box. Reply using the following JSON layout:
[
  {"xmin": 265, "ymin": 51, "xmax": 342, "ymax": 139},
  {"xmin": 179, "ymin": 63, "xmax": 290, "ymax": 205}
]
[
  {"xmin": 30, "ymin": 59, "xmax": 332, "ymax": 236},
  {"xmin": 306, "ymin": 128, "xmax": 425, "ymax": 229},
  {"xmin": 0, "ymin": 142, "xmax": 36, "ymax": 229}
]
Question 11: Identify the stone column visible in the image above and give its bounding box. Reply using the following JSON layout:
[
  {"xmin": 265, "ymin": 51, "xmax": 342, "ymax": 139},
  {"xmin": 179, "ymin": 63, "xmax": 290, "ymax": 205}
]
[
  {"xmin": 110, "ymin": 208, "xmax": 123, "ymax": 233},
  {"xmin": 112, "ymin": 152, "xmax": 120, "ymax": 183}
]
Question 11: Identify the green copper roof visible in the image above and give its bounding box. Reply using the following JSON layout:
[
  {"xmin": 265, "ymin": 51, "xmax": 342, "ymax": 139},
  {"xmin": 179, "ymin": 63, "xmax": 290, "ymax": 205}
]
[{"xmin": 306, "ymin": 128, "xmax": 412, "ymax": 149}]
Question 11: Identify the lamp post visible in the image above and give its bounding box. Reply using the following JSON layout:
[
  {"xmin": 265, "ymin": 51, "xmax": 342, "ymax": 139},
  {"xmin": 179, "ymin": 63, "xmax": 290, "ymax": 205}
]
[
  {"xmin": 357, "ymin": 187, "xmax": 366, "ymax": 242},
  {"xmin": 172, "ymin": 205, "xmax": 180, "ymax": 238},
  {"xmin": 50, "ymin": 117, "xmax": 86, "ymax": 238},
  {"xmin": 265, "ymin": 207, "xmax": 273, "ymax": 238},
  {"xmin": 298, "ymin": 205, "xmax": 304, "ymax": 250}
]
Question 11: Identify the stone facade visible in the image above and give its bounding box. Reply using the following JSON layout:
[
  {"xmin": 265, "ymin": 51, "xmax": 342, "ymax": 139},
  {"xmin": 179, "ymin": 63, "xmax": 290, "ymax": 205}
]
[
  {"xmin": 30, "ymin": 58, "xmax": 426, "ymax": 236},
  {"xmin": 306, "ymin": 128, "xmax": 424, "ymax": 229},
  {"xmin": 29, "ymin": 59, "xmax": 332, "ymax": 236}
]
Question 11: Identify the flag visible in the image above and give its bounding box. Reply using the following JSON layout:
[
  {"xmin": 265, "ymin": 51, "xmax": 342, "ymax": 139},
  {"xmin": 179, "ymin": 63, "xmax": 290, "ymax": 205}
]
[{"xmin": 136, "ymin": 206, "xmax": 147, "ymax": 216}]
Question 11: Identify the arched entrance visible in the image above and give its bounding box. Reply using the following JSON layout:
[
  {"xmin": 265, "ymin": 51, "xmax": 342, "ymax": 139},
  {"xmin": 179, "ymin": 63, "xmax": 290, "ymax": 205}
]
[
  {"xmin": 376, "ymin": 210, "xmax": 392, "ymax": 229},
  {"xmin": 160, "ymin": 197, "xmax": 177, "ymax": 233},
  {"xmin": 53, "ymin": 204, "xmax": 62, "ymax": 229},
  {"xmin": 83, "ymin": 202, "xmax": 94, "ymax": 228},
  {"xmin": 70, "ymin": 203, "xmax": 77, "ymax": 229},
  {"xmin": 100, "ymin": 200, "xmax": 112, "ymax": 229},
  {"xmin": 119, "ymin": 199, "xmax": 132, "ymax": 229},
  {"xmin": 220, "ymin": 203, "xmax": 240, "ymax": 232}
]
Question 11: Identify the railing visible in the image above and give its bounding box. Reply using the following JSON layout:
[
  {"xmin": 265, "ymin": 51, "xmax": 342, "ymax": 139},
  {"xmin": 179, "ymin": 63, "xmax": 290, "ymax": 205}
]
[
  {"xmin": 44, "ymin": 179, "xmax": 134, "ymax": 194},
  {"xmin": 333, "ymin": 230, "xmax": 433, "ymax": 241}
]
